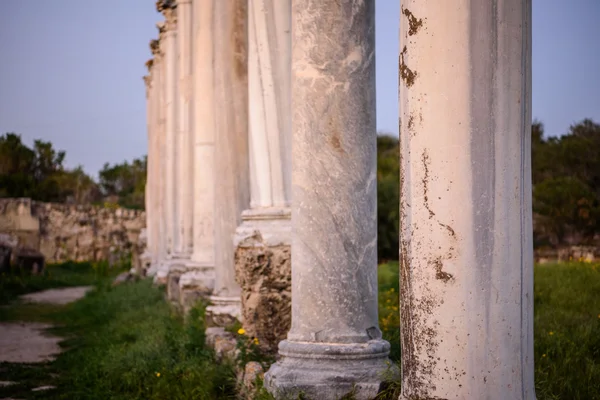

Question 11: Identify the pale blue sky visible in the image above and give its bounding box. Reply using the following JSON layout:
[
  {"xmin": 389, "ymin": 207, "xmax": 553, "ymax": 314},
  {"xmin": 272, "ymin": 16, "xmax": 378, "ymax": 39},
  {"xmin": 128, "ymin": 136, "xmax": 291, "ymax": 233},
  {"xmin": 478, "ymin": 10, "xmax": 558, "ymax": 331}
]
[{"xmin": 1, "ymin": 1, "xmax": 598, "ymax": 177}]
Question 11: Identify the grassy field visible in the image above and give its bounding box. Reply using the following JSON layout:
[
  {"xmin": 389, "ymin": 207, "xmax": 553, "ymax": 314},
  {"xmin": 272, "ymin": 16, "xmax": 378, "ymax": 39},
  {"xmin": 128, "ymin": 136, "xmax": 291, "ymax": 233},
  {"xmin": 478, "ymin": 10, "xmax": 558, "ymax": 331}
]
[
  {"xmin": 1, "ymin": 261, "xmax": 599, "ymax": 399},
  {"xmin": 378, "ymin": 261, "xmax": 600, "ymax": 400}
]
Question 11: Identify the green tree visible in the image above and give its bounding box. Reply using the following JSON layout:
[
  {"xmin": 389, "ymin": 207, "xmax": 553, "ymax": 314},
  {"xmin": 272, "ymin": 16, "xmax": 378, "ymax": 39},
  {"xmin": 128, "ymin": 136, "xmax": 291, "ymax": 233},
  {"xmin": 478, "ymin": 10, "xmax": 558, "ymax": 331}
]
[
  {"xmin": 0, "ymin": 132, "xmax": 100, "ymax": 204},
  {"xmin": 531, "ymin": 119, "xmax": 600, "ymax": 246},
  {"xmin": 0, "ymin": 133, "xmax": 36, "ymax": 198},
  {"xmin": 377, "ymin": 133, "xmax": 400, "ymax": 262},
  {"xmin": 99, "ymin": 157, "xmax": 147, "ymax": 209}
]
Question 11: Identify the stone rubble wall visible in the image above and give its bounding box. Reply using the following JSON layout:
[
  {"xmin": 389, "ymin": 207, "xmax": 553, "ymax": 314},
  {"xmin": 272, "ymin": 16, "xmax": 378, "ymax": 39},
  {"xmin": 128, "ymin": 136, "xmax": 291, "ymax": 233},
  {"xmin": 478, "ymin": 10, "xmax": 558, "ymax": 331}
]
[
  {"xmin": 234, "ymin": 233, "xmax": 291, "ymax": 354},
  {"xmin": 0, "ymin": 198, "xmax": 145, "ymax": 264},
  {"xmin": 535, "ymin": 245, "xmax": 600, "ymax": 264}
]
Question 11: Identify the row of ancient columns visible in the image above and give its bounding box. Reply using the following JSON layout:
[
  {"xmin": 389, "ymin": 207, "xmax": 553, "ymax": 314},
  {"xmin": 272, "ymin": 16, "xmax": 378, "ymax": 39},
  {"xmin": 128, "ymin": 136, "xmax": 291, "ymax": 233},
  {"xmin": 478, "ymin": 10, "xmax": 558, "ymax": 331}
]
[{"xmin": 142, "ymin": 1, "xmax": 536, "ymax": 399}]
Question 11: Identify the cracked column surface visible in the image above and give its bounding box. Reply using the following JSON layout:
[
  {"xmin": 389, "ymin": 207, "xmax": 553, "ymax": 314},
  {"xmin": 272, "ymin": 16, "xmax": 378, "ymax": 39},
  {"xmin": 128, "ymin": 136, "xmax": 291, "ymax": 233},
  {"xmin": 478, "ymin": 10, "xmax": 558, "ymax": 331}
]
[
  {"xmin": 207, "ymin": 0, "xmax": 250, "ymax": 322},
  {"xmin": 264, "ymin": 1, "xmax": 393, "ymax": 399},
  {"xmin": 398, "ymin": 1, "xmax": 535, "ymax": 399}
]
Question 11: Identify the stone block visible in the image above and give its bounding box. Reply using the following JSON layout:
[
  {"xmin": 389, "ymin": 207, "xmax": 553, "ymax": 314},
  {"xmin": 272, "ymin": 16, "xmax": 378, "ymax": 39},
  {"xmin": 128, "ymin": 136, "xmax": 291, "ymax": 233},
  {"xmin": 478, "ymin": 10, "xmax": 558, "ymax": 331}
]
[
  {"xmin": 235, "ymin": 240, "xmax": 291, "ymax": 354},
  {"xmin": 13, "ymin": 247, "xmax": 45, "ymax": 275}
]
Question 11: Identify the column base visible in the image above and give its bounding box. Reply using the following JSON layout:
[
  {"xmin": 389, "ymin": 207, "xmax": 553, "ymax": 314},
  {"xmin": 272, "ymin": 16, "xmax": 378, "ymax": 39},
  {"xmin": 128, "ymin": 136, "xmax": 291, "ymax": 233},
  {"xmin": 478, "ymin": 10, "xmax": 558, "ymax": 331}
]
[
  {"xmin": 265, "ymin": 340, "xmax": 397, "ymax": 400},
  {"xmin": 206, "ymin": 295, "xmax": 242, "ymax": 327},
  {"xmin": 153, "ymin": 255, "xmax": 187, "ymax": 286},
  {"xmin": 178, "ymin": 265, "xmax": 215, "ymax": 314},
  {"xmin": 138, "ymin": 250, "xmax": 153, "ymax": 275}
]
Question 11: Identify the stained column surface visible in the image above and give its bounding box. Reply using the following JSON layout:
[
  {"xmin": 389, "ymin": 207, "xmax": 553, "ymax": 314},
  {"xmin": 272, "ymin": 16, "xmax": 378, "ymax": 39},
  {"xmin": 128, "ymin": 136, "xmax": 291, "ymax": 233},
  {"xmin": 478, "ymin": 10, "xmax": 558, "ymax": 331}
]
[
  {"xmin": 264, "ymin": 1, "xmax": 393, "ymax": 399},
  {"xmin": 398, "ymin": 1, "xmax": 535, "ymax": 399},
  {"xmin": 211, "ymin": 0, "xmax": 250, "ymax": 301}
]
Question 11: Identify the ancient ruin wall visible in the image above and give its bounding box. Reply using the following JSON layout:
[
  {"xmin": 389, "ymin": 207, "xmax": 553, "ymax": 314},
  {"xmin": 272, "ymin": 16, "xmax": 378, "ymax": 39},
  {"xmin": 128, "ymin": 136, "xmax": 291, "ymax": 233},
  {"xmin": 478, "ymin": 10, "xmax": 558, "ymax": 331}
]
[{"xmin": 0, "ymin": 198, "xmax": 145, "ymax": 263}]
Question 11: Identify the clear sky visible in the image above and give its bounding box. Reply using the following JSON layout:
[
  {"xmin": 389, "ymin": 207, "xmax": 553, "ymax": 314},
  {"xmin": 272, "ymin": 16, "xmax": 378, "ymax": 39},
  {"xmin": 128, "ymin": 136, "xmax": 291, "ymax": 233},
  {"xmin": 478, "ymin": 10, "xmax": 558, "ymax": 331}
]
[{"xmin": 1, "ymin": 1, "xmax": 599, "ymax": 178}]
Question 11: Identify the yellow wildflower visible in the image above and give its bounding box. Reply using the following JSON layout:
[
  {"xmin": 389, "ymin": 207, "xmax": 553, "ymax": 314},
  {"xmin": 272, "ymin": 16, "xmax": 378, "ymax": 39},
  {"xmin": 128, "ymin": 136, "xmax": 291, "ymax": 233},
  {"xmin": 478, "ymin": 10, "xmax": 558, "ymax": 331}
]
[
  {"xmin": 549, "ymin": 331, "xmax": 554, "ymax": 336},
  {"xmin": 542, "ymin": 354, "xmax": 546, "ymax": 358},
  {"xmin": 156, "ymin": 372, "xmax": 161, "ymax": 377},
  {"xmin": 253, "ymin": 338, "xmax": 259, "ymax": 345},
  {"xmin": 238, "ymin": 328, "xmax": 246, "ymax": 335}
]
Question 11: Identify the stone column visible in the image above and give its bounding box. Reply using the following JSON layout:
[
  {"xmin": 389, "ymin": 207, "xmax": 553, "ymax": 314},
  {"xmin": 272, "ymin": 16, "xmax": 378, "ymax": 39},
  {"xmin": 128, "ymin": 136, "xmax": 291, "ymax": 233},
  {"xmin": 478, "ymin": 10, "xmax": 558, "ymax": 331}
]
[
  {"xmin": 155, "ymin": 1, "xmax": 179, "ymax": 284},
  {"xmin": 233, "ymin": 0, "xmax": 292, "ymax": 353},
  {"xmin": 264, "ymin": 2, "xmax": 393, "ymax": 399},
  {"xmin": 206, "ymin": 0, "xmax": 250, "ymax": 324},
  {"xmin": 149, "ymin": 39, "xmax": 162, "ymax": 270},
  {"xmin": 140, "ymin": 72, "xmax": 153, "ymax": 273},
  {"xmin": 177, "ymin": 0, "xmax": 217, "ymax": 311},
  {"xmin": 146, "ymin": 30, "xmax": 166, "ymax": 277},
  {"xmin": 166, "ymin": 0, "xmax": 195, "ymax": 302},
  {"xmin": 398, "ymin": 1, "xmax": 535, "ymax": 399},
  {"xmin": 156, "ymin": 25, "xmax": 169, "ymax": 276}
]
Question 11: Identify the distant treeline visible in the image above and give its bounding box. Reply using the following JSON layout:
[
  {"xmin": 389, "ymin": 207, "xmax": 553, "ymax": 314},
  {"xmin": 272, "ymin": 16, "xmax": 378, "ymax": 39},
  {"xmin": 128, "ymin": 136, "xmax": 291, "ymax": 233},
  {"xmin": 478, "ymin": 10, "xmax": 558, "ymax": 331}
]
[
  {"xmin": 0, "ymin": 133, "xmax": 146, "ymax": 209},
  {"xmin": 3, "ymin": 118, "xmax": 599, "ymax": 259}
]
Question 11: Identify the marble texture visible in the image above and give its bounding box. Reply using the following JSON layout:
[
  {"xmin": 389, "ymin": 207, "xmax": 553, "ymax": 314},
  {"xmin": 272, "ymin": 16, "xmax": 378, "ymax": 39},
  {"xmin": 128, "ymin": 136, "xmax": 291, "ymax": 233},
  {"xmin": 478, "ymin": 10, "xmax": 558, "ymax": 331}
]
[
  {"xmin": 264, "ymin": 1, "xmax": 393, "ymax": 399},
  {"xmin": 208, "ymin": 0, "xmax": 250, "ymax": 317},
  {"xmin": 189, "ymin": 0, "xmax": 216, "ymax": 270},
  {"xmin": 175, "ymin": 0, "xmax": 193, "ymax": 259},
  {"xmin": 154, "ymin": 5, "xmax": 178, "ymax": 283},
  {"xmin": 247, "ymin": 0, "xmax": 292, "ymax": 210},
  {"xmin": 398, "ymin": 1, "xmax": 535, "ymax": 398}
]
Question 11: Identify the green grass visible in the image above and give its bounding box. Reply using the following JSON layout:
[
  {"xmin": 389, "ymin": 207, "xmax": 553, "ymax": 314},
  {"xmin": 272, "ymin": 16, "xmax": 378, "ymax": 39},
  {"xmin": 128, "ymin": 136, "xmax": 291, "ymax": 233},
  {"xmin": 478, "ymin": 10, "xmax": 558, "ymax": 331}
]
[
  {"xmin": 0, "ymin": 277, "xmax": 239, "ymax": 400},
  {"xmin": 377, "ymin": 261, "xmax": 600, "ymax": 400},
  {"xmin": 534, "ymin": 262, "xmax": 600, "ymax": 400},
  {"xmin": 0, "ymin": 260, "xmax": 117, "ymax": 305},
  {"xmin": 2, "ymin": 261, "xmax": 599, "ymax": 399}
]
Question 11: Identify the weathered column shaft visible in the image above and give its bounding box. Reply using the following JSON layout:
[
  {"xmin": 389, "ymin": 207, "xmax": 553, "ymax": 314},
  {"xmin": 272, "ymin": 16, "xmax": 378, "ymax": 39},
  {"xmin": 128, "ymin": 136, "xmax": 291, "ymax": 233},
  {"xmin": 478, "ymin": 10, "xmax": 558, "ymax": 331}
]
[
  {"xmin": 398, "ymin": 1, "xmax": 534, "ymax": 399},
  {"xmin": 190, "ymin": 0, "xmax": 216, "ymax": 266},
  {"xmin": 247, "ymin": 0, "xmax": 292, "ymax": 209},
  {"xmin": 174, "ymin": 0, "xmax": 218, "ymax": 312},
  {"xmin": 175, "ymin": 0, "xmax": 193, "ymax": 257},
  {"xmin": 143, "ymin": 74, "xmax": 153, "ymax": 262},
  {"xmin": 163, "ymin": 8, "xmax": 178, "ymax": 261},
  {"xmin": 209, "ymin": 0, "xmax": 249, "ymax": 318},
  {"xmin": 265, "ymin": 2, "xmax": 393, "ymax": 399},
  {"xmin": 156, "ymin": 30, "xmax": 168, "ymax": 269}
]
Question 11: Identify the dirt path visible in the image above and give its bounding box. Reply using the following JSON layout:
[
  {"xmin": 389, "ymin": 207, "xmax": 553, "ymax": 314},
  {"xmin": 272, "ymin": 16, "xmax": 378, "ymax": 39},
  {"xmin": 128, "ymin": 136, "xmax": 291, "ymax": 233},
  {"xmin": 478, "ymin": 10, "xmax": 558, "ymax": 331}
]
[{"xmin": 0, "ymin": 286, "xmax": 93, "ymax": 363}]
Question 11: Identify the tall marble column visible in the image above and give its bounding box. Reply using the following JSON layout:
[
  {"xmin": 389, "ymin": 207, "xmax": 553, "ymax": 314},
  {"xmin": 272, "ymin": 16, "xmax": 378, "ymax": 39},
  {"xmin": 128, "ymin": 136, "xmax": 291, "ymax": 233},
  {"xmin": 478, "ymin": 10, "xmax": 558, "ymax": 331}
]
[
  {"xmin": 166, "ymin": 0, "xmax": 195, "ymax": 301},
  {"xmin": 177, "ymin": 0, "xmax": 217, "ymax": 310},
  {"xmin": 155, "ymin": 1, "xmax": 179, "ymax": 284},
  {"xmin": 149, "ymin": 39, "xmax": 162, "ymax": 270},
  {"xmin": 141, "ymin": 72, "xmax": 153, "ymax": 273},
  {"xmin": 206, "ymin": 0, "xmax": 250, "ymax": 323},
  {"xmin": 156, "ymin": 24, "xmax": 169, "ymax": 276},
  {"xmin": 174, "ymin": 0, "xmax": 193, "ymax": 259},
  {"xmin": 233, "ymin": 0, "xmax": 292, "ymax": 352},
  {"xmin": 147, "ymin": 28, "xmax": 166, "ymax": 277},
  {"xmin": 264, "ymin": 2, "xmax": 393, "ymax": 399},
  {"xmin": 398, "ymin": 1, "xmax": 535, "ymax": 399}
]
